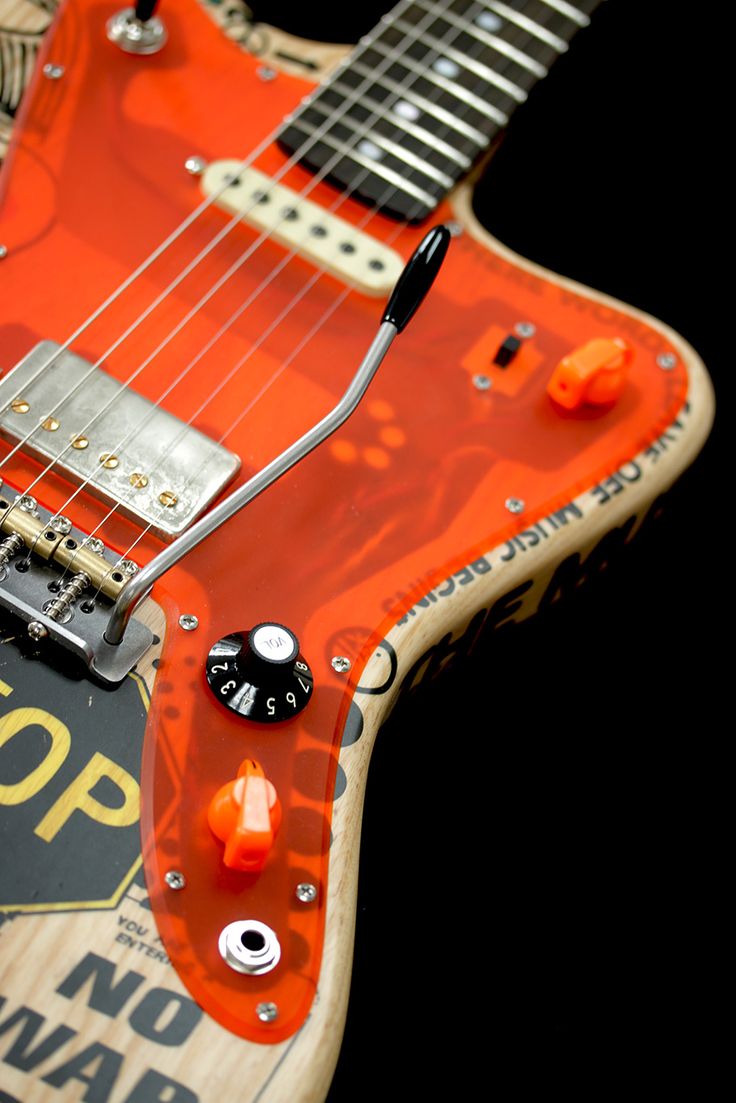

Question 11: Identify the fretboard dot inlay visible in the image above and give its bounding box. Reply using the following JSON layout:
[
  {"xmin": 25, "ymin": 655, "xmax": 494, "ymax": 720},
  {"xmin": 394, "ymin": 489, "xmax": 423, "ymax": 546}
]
[
  {"xmin": 357, "ymin": 138, "xmax": 384, "ymax": 161},
  {"xmin": 432, "ymin": 57, "xmax": 460, "ymax": 79},
  {"xmin": 394, "ymin": 99, "xmax": 420, "ymax": 122},
  {"xmin": 476, "ymin": 12, "xmax": 504, "ymax": 33}
]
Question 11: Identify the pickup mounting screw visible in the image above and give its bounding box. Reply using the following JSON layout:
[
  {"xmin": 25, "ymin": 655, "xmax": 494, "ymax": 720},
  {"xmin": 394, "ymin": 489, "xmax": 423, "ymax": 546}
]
[
  {"xmin": 331, "ymin": 655, "xmax": 351, "ymax": 673},
  {"xmin": 515, "ymin": 322, "xmax": 536, "ymax": 338},
  {"xmin": 179, "ymin": 614, "xmax": 198, "ymax": 631},
  {"xmin": 505, "ymin": 497, "xmax": 525, "ymax": 514},
  {"xmin": 295, "ymin": 882, "xmax": 318, "ymax": 903},
  {"xmin": 472, "ymin": 374, "xmax": 492, "ymax": 391},
  {"xmin": 164, "ymin": 870, "xmax": 186, "ymax": 890},
  {"xmin": 256, "ymin": 1002, "xmax": 279, "ymax": 1022},
  {"xmin": 185, "ymin": 156, "xmax": 207, "ymax": 176},
  {"xmin": 657, "ymin": 352, "xmax": 677, "ymax": 370},
  {"xmin": 43, "ymin": 63, "xmax": 65, "ymax": 79}
]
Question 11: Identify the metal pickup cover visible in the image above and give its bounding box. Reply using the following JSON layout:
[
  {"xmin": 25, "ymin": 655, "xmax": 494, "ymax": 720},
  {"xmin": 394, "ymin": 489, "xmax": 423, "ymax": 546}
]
[{"xmin": 0, "ymin": 342, "xmax": 240, "ymax": 538}]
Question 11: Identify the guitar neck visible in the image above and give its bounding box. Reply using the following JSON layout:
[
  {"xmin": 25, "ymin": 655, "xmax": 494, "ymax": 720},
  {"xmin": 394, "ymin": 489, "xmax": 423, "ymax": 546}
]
[{"xmin": 278, "ymin": 0, "xmax": 602, "ymax": 221}]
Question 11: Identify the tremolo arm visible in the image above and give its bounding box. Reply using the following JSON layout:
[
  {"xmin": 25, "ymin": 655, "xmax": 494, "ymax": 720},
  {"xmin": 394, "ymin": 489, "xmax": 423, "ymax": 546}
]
[
  {"xmin": 0, "ymin": 227, "xmax": 449, "ymax": 680},
  {"xmin": 106, "ymin": 226, "xmax": 451, "ymax": 648}
]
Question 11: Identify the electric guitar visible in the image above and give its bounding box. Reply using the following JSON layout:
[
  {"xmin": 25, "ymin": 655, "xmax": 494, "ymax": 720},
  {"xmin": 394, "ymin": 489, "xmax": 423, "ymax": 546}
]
[{"xmin": 0, "ymin": 2, "xmax": 715, "ymax": 1100}]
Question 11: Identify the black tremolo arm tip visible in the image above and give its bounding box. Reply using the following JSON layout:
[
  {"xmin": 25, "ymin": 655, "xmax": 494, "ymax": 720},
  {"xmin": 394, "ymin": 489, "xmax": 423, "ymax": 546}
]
[{"xmin": 382, "ymin": 225, "xmax": 451, "ymax": 334}]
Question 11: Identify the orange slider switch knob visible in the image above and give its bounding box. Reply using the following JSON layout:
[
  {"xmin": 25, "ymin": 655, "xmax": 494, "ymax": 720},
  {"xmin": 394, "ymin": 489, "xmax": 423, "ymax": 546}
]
[
  {"xmin": 547, "ymin": 337, "xmax": 633, "ymax": 410},
  {"xmin": 208, "ymin": 759, "xmax": 282, "ymax": 873}
]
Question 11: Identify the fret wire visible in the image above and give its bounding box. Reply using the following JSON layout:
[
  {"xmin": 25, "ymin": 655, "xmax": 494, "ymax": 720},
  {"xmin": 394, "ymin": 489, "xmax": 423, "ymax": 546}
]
[
  {"xmin": 349, "ymin": 61, "xmax": 490, "ymax": 147},
  {"xmin": 483, "ymin": 1, "xmax": 569, "ymax": 51},
  {"xmin": 366, "ymin": 39, "xmax": 510, "ymax": 125},
  {"xmin": 391, "ymin": 15, "xmax": 528, "ymax": 102},
  {"xmin": 414, "ymin": 0, "xmax": 548, "ymax": 77},
  {"xmin": 303, "ymin": 99, "xmax": 456, "ymax": 188},
  {"xmin": 285, "ymin": 117, "xmax": 441, "ymax": 208},
  {"xmin": 329, "ymin": 79, "xmax": 472, "ymax": 167},
  {"xmin": 537, "ymin": 0, "xmax": 590, "ymax": 27}
]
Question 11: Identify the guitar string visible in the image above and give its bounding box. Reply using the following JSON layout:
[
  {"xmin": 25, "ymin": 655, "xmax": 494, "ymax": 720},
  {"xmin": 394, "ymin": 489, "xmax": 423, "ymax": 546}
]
[
  {"xmin": 11, "ymin": 0, "xmax": 534, "ymax": 530},
  {"xmin": 25, "ymin": 0, "xmax": 563, "ymax": 591},
  {"xmin": 72, "ymin": 5, "xmax": 565, "ymax": 591},
  {"xmin": 0, "ymin": 0, "xmax": 428, "ymax": 442},
  {"xmin": 0, "ymin": 0, "xmax": 453, "ymax": 476},
  {"xmin": 3, "ymin": 0, "xmax": 554, "ymax": 502},
  {"xmin": 8, "ymin": 2, "xmax": 564, "ymax": 588}
]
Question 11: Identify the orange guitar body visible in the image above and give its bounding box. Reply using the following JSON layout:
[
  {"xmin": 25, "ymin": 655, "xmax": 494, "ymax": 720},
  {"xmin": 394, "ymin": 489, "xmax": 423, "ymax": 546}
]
[{"xmin": 0, "ymin": 0, "xmax": 711, "ymax": 1087}]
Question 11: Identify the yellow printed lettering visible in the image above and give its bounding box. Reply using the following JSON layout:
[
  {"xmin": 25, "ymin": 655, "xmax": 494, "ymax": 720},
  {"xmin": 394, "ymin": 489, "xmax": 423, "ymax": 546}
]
[
  {"xmin": 34, "ymin": 751, "xmax": 140, "ymax": 842},
  {"xmin": 0, "ymin": 679, "xmax": 13, "ymax": 697},
  {"xmin": 0, "ymin": 707, "xmax": 71, "ymax": 805}
]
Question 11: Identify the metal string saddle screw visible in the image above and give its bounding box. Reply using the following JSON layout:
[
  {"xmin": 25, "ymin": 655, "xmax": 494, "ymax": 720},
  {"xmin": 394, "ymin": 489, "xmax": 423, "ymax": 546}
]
[{"xmin": 43, "ymin": 571, "xmax": 91, "ymax": 624}]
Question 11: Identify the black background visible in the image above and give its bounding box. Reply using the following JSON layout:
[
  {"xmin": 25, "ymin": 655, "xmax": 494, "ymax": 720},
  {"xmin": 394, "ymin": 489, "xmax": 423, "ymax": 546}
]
[{"xmin": 250, "ymin": 1, "xmax": 724, "ymax": 1096}]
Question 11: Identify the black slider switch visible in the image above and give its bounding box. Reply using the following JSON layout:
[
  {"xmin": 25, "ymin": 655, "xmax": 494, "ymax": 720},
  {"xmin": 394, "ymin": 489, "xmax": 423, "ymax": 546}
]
[{"xmin": 493, "ymin": 335, "xmax": 521, "ymax": 368}]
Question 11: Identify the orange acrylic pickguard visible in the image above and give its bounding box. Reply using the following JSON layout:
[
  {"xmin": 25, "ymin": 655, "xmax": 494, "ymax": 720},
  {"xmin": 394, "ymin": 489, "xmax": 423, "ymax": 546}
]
[{"xmin": 0, "ymin": 0, "xmax": 687, "ymax": 1044}]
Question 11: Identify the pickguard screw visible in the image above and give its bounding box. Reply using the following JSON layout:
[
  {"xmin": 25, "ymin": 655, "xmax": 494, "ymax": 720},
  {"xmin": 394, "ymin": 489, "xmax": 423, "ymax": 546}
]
[
  {"xmin": 43, "ymin": 63, "xmax": 65, "ymax": 79},
  {"xmin": 0, "ymin": 245, "xmax": 7, "ymax": 259},
  {"xmin": 505, "ymin": 497, "xmax": 525, "ymax": 514},
  {"xmin": 295, "ymin": 882, "xmax": 318, "ymax": 903},
  {"xmin": 49, "ymin": 515, "xmax": 72, "ymax": 535},
  {"xmin": 185, "ymin": 155, "xmax": 207, "ymax": 176},
  {"xmin": 27, "ymin": 621, "xmax": 48, "ymax": 640},
  {"xmin": 256, "ymin": 65, "xmax": 277, "ymax": 82},
  {"xmin": 331, "ymin": 655, "xmax": 351, "ymax": 673},
  {"xmin": 472, "ymin": 374, "xmax": 492, "ymax": 391},
  {"xmin": 657, "ymin": 352, "xmax": 677, "ymax": 371},
  {"xmin": 164, "ymin": 870, "xmax": 186, "ymax": 890},
  {"xmin": 256, "ymin": 1002, "xmax": 279, "ymax": 1023},
  {"xmin": 179, "ymin": 614, "xmax": 198, "ymax": 631},
  {"xmin": 515, "ymin": 322, "xmax": 535, "ymax": 338},
  {"xmin": 445, "ymin": 220, "xmax": 463, "ymax": 237}
]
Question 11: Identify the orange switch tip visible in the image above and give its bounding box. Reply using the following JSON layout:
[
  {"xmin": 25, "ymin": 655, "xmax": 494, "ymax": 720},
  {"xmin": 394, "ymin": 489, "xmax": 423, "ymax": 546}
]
[
  {"xmin": 547, "ymin": 337, "xmax": 633, "ymax": 410},
  {"xmin": 208, "ymin": 758, "xmax": 281, "ymax": 873}
]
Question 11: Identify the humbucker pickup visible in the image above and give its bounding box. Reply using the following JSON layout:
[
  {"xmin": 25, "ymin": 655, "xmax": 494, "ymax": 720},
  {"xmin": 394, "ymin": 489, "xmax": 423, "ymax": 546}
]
[
  {"xmin": 201, "ymin": 161, "xmax": 404, "ymax": 296},
  {"xmin": 0, "ymin": 342, "xmax": 240, "ymax": 539}
]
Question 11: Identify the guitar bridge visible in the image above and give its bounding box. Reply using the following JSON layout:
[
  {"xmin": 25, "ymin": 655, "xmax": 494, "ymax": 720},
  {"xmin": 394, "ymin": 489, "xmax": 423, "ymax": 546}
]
[{"xmin": 0, "ymin": 342, "xmax": 240, "ymax": 539}]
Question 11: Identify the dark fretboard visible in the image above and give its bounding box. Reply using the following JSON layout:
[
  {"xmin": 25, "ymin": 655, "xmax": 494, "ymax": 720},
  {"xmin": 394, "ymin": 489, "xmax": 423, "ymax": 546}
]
[{"xmin": 278, "ymin": 0, "xmax": 601, "ymax": 221}]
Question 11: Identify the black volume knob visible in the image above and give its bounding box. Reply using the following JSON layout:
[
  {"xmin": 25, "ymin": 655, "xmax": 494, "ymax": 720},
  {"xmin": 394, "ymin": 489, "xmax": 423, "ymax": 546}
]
[{"xmin": 206, "ymin": 623, "xmax": 313, "ymax": 722}]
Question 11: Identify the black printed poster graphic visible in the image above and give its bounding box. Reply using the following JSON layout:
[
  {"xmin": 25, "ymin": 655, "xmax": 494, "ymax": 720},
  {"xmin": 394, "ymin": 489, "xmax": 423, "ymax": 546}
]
[{"xmin": 0, "ymin": 641, "xmax": 148, "ymax": 913}]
